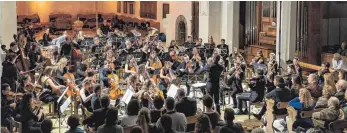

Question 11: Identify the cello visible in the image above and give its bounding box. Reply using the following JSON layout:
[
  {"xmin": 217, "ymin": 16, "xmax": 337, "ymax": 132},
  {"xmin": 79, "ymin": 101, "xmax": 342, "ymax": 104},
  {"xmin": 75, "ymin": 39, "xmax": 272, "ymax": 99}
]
[
  {"xmin": 108, "ymin": 63, "xmax": 124, "ymax": 100},
  {"xmin": 63, "ymin": 66, "xmax": 80, "ymax": 97}
]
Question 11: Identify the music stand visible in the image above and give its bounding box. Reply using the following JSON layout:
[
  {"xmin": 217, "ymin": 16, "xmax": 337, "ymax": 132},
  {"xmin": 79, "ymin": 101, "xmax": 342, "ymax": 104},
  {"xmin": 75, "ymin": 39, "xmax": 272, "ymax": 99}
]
[
  {"xmin": 188, "ymin": 74, "xmax": 206, "ymax": 99},
  {"xmin": 220, "ymin": 49, "xmax": 228, "ymax": 56},
  {"xmin": 54, "ymin": 88, "xmax": 70, "ymax": 133},
  {"xmin": 198, "ymin": 47, "xmax": 206, "ymax": 55}
]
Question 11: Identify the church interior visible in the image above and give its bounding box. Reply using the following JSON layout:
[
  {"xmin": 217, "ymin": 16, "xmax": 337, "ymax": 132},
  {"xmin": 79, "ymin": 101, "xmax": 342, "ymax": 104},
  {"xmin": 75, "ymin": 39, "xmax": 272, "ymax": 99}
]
[{"xmin": 1, "ymin": 1, "xmax": 347, "ymax": 133}]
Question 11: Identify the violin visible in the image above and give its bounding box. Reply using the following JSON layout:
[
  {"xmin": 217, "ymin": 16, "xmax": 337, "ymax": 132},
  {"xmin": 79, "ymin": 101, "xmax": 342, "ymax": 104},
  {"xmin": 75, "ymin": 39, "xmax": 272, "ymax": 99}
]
[
  {"xmin": 63, "ymin": 71, "xmax": 80, "ymax": 97},
  {"xmin": 7, "ymin": 91, "xmax": 24, "ymax": 103}
]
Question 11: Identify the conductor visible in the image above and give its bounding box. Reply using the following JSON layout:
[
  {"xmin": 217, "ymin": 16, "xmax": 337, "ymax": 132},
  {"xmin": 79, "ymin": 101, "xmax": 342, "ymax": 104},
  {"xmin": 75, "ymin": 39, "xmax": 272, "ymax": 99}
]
[{"xmin": 205, "ymin": 54, "xmax": 224, "ymax": 114}]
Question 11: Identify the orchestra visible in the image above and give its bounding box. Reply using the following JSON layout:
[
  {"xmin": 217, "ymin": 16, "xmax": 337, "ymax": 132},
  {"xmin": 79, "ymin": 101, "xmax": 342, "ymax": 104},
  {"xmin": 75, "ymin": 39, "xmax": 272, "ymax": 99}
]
[{"xmin": 3, "ymin": 22, "xmax": 347, "ymax": 133}]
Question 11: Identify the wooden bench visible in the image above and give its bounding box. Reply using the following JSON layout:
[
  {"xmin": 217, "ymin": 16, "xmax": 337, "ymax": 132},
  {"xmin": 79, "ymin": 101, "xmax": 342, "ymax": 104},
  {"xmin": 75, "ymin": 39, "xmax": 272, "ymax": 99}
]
[
  {"xmin": 265, "ymin": 99, "xmax": 289, "ymax": 133},
  {"xmin": 287, "ymin": 107, "xmax": 323, "ymax": 133},
  {"xmin": 11, "ymin": 119, "xmax": 22, "ymax": 133}
]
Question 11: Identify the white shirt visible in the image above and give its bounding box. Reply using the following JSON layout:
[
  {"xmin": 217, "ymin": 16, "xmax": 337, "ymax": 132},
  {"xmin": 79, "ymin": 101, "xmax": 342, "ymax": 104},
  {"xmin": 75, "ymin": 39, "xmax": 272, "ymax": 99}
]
[{"xmin": 332, "ymin": 59, "xmax": 346, "ymax": 70}]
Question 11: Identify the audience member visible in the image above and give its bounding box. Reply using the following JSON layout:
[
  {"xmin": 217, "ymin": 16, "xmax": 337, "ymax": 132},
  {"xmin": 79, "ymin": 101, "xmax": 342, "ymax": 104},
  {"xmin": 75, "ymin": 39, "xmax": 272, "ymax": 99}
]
[
  {"xmin": 335, "ymin": 80, "xmax": 347, "ymax": 102},
  {"xmin": 156, "ymin": 97, "xmax": 187, "ymax": 133},
  {"xmin": 342, "ymin": 90, "xmax": 347, "ymax": 113},
  {"xmin": 289, "ymin": 88, "xmax": 315, "ymax": 130},
  {"xmin": 332, "ymin": 53, "xmax": 346, "ymax": 70},
  {"xmin": 159, "ymin": 114, "xmax": 176, "ymax": 133},
  {"xmin": 66, "ymin": 115, "xmax": 84, "ymax": 133},
  {"xmin": 202, "ymin": 95, "xmax": 221, "ymax": 129},
  {"xmin": 337, "ymin": 41, "xmax": 347, "ymax": 56},
  {"xmin": 290, "ymin": 74, "xmax": 302, "ymax": 99},
  {"xmin": 136, "ymin": 107, "xmax": 159, "ymax": 133},
  {"xmin": 40, "ymin": 119, "xmax": 53, "ymax": 133},
  {"xmin": 97, "ymin": 107, "xmax": 123, "ymax": 133},
  {"xmin": 130, "ymin": 126, "xmax": 144, "ymax": 133},
  {"xmin": 83, "ymin": 96, "xmax": 111, "ymax": 130},
  {"xmin": 315, "ymin": 86, "xmax": 335, "ymax": 109},
  {"xmin": 194, "ymin": 113, "xmax": 212, "ymax": 133},
  {"xmin": 175, "ymin": 88, "xmax": 197, "ymax": 132},
  {"xmin": 338, "ymin": 70, "xmax": 347, "ymax": 81},
  {"xmin": 307, "ymin": 74, "xmax": 322, "ymax": 99},
  {"xmin": 150, "ymin": 96, "xmax": 164, "ymax": 123},
  {"xmin": 219, "ymin": 108, "xmax": 244, "ymax": 133},
  {"xmin": 251, "ymin": 128, "xmax": 265, "ymax": 133},
  {"xmin": 121, "ymin": 99, "xmax": 141, "ymax": 127},
  {"xmin": 312, "ymin": 97, "xmax": 344, "ymax": 122}
]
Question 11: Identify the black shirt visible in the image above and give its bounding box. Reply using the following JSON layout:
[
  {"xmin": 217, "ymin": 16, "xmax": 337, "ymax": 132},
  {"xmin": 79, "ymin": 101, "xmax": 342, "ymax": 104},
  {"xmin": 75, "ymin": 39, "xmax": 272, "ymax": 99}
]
[
  {"xmin": 150, "ymin": 110, "xmax": 162, "ymax": 123},
  {"xmin": 219, "ymin": 123, "xmax": 245, "ymax": 133},
  {"xmin": 204, "ymin": 112, "xmax": 220, "ymax": 129}
]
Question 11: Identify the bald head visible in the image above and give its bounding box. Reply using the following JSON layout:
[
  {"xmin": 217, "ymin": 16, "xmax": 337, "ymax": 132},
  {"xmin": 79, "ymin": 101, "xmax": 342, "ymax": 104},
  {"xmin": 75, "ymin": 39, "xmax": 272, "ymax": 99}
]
[
  {"xmin": 328, "ymin": 97, "xmax": 340, "ymax": 108},
  {"xmin": 336, "ymin": 80, "xmax": 347, "ymax": 92},
  {"xmin": 308, "ymin": 74, "xmax": 317, "ymax": 84}
]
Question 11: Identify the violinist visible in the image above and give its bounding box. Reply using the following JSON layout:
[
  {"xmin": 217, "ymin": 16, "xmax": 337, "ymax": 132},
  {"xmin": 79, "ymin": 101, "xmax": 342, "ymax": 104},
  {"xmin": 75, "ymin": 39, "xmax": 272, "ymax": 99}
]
[
  {"xmin": 124, "ymin": 55, "xmax": 137, "ymax": 77},
  {"xmin": 2, "ymin": 53, "xmax": 19, "ymax": 90},
  {"xmin": 227, "ymin": 62, "xmax": 244, "ymax": 109},
  {"xmin": 138, "ymin": 79, "xmax": 155, "ymax": 108},
  {"xmin": 127, "ymin": 74, "xmax": 140, "ymax": 95},
  {"xmin": 119, "ymin": 40, "xmax": 134, "ymax": 55},
  {"xmin": 145, "ymin": 51, "xmax": 162, "ymax": 75},
  {"xmin": 41, "ymin": 67, "xmax": 65, "ymax": 97},
  {"xmin": 217, "ymin": 39, "xmax": 229, "ymax": 68},
  {"xmin": 251, "ymin": 50, "xmax": 265, "ymax": 65},
  {"xmin": 90, "ymin": 37, "xmax": 102, "ymax": 54},
  {"xmin": 138, "ymin": 64, "xmax": 150, "ymax": 83},
  {"xmin": 284, "ymin": 64, "xmax": 297, "ymax": 88},
  {"xmin": 27, "ymin": 43, "xmax": 42, "ymax": 72},
  {"xmin": 80, "ymin": 78, "xmax": 95, "ymax": 112},
  {"xmin": 22, "ymin": 75, "xmax": 44, "ymax": 122},
  {"xmin": 267, "ymin": 53, "xmax": 278, "ymax": 81},
  {"xmin": 91, "ymin": 84, "xmax": 102, "ymax": 111},
  {"xmin": 190, "ymin": 47, "xmax": 204, "ymax": 72},
  {"xmin": 19, "ymin": 93, "xmax": 42, "ymax": 133},
  {"xmin": 76, "ymin": 62, "xmax": 88, "ymax": 85},
  {"xmin": 1, "ymin": 83, "xmax": 16, "ymax": 131},
  {"xmin": 99, "ymin": 61, "xmax": 112, "ymax": 87},
  {"xmin": 159, "ymin": 61, "xmax": 174, "ymax": 98},
  {"xmin": 42, "ymin": 28, "xmax": 52, "ymax": 46},
  {"xmin": 60, "ymin": 38, "xmax": 72, "ymax": 58},
  {"xmin": 195, "ymin": 38, "xmax": 203, "ymax": 48},
  {"xmin": 55, "ymin": 58, "xmax": 68, "ymax": 84},
  {"xmin": 176, "ymin": 55, "xmax": 190, "ymax": 76}
]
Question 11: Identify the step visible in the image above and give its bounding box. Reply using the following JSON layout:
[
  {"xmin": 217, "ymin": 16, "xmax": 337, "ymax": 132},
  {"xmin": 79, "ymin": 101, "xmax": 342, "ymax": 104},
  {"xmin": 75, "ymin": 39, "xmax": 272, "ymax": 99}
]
[
  {"xmin": 259, "ymin": 36, "xmax": 276, "ymax": 45},
  {"xmin": 266, "ymin": 31, "xmax": 276, "ymax": 37}
]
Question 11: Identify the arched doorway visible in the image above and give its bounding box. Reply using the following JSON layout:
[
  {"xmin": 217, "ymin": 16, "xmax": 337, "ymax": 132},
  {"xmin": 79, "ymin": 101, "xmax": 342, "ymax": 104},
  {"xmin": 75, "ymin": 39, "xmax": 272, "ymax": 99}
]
[{"xmin": 175, "ymin": 15, "xmax": 187, "ymax": 44}]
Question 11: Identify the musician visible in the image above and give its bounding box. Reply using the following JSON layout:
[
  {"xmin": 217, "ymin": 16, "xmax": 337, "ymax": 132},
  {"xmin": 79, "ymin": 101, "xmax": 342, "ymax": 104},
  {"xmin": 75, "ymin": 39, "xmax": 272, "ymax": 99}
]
[
  {"xmin": 124, "ymin": 55, "xmax": 137, "ymax": 78},
  {"xmin": 42, "ymin": 28, "xmax": 52, "ymax": 46},
  {"xmin": 83, "ymin": 96, "xmax": 110, "ymax": 131},
  {"xmin": 120, "ymin": 40, "xmax": 135, "ymax": 55},
  {"xmin": 100, "ymin": 20, "xmax": 111, "ymax": 35},
  {"xmin": 52, "ymin": 31, "xmax": 68, "ymax": 48},
  {"xmin": 217, "ymin": 39, "xmax": 229, "ymax": 68},
  {"xmin": 24, "ymin": 25, "xmax": 35, "ymax": 43},
  {"xmin": 235, "ymin": 69, "xmax": 265, "ymax": 115},
  {"xmin": 146, "ymin": 51, "xmax": 162, "ymax": 74},
  {"xmin": 90, "ymin": 37, "xmax": 102, "ymax": 54},
  {"xmin": 293, "ymin": 57, "xmax": 302, "ymax": 78},
  {"xmin": 227, "ymin": 62, "xmax": 244, "ymax": 109},
  {"xmin": 1, "ymin": 45, "xmax": 8, "ymax": 53},
  {"xmin": 205, "ymin": 55, "xmax": 224, "ymax": 114},
  {"xmin": 267, "ymin": 53, "xmax": 278, "ymax": 80},
  {"xmin": 318, "ymin": 62, "xmax": 331, "ymax": 84},
  {"xmin": 99, "ymin": 61, "xmax": 112, "ymax": 87},
  {"xmin": 138, "ymin": 79, "xmax": 155, "ymax": 108},
  {"xmin": 96, "ymin": 28, "xmax": 106, "ymax": 38},
  {"xmin": 190, "ymin": 47, "xmax": 204, "ymax": 72},
  {"xmin": 176, "ymin": 54, "xmax": 190, "ymax": 74},
  {"xmin": 195, "ymin": 38, "xmax": 203, "ymax": 47},
  {"xmin": 251, "ymin": 50, "xmax": 264, "ymax": 64},
  {"xmin": 27, "ymin": 44, "xmax": 42, "ymax": 72},
  {"xmin": 1, "ymin": 83, "xmax": 16, "ymax": 131},
  {"xmin": 76, "ymin": 63, "xmax": 88, "ymax": 85},
  {"xmin": 159, "ymin": 61, "xmax": 173, "ymax": 98},
  {"xmin": 1, "ymin": 53, "xmax": 19, "ymax": 90},
  {"xmin": 19, "ymin": 93, "xmax": 42, "ymax": 133},
  {"xmin": 80, "ymin": 79, "xmax": 95, "ymax": 112},
  {"xmin": 337, "ymin": 41, "xmax": 347, "ymax": 56},
  {"xmin": 8, "ymin": 42, "xmax": 20, "ymax": 56}
]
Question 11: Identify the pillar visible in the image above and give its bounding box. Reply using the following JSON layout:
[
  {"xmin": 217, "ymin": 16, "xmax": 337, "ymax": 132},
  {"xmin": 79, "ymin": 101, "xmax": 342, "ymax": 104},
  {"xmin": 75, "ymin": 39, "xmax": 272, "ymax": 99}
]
[
  {"xmin": 199, "ymin": 1, "xmax": 222, "ymax": 43},
  {"xmin": 221, "ymin": 1, "xmax": 240, "ymax": 53},
  {"xmin": 0, "ymin": 1, "xmax": 17, "ymax": 48},
  {"xmin": 276, "ymin": 1, "xmax": 297, "ymax": 67}
]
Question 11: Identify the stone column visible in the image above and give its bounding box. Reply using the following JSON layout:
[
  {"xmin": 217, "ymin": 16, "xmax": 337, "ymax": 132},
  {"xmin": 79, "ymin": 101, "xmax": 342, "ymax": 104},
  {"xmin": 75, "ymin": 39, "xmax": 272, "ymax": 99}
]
[
  {"xmin": 0, "ymin": 1, "xmax": 17, "ymax": 48},
  {"xmin": 199, "ymin": 1, "xmax": 210, "ymax": 43},
  {"xmin": 221, "ymin": 1, "xmax": 240, "ymax": 53},
  {"xmin": 276, "ymin": 1, "xmax": 297, "ymax": 67}
]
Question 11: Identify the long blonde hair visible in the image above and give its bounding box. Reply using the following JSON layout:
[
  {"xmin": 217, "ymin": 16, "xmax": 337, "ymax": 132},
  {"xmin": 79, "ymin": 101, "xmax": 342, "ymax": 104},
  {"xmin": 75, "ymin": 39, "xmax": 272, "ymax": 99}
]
[
  {"xmin": 136, "ymin": 107, "xmax": 151, "ymax": 133},
  {"xmin": 299, "ymin": 88, "xmax": 314, "ymax": 108}
]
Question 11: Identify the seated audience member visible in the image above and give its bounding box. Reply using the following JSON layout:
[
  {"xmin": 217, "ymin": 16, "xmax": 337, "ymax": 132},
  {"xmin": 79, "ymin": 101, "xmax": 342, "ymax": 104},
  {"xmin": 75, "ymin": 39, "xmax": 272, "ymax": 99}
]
[
  {"xmin": 236, "ymin": 69, "xmax": 266, "ymax": 114},
  {"xmin": 332, "ymin": 53, "xmax": 346, "ymax": 71},
  {"xmin": 194, "ymin": 114, "xmax": 213, "ymax": 133},
  {"xmin": 150, "ymin": 96, "xmax": 164, "ymax": 123},
  {"xmin": 342, "ymin": 90, "xmax": 347, "ymax": 113},
  {"xmin": 219, "ymin": 108, "xmax": 244, "ymax": 133},
  {"xmin": 251, "ymin": 128, "xmax": 265, "ymax": 133},
  {"xmin": 83, "ymin": 96, "xmax": 110, "ymax": 130},
  {"xmin": 66, "ymin": 115, "xmax": 84, "ymax": 133},
  {"xmin": 253, "ymin": 76, "xmax": 292, "ymax": 120},
  {"xmin": 137, "ymin": 107, "xmax": 159, "ymax": 133},
  {"xmin": 40, "ymin": 119, "xmax": 53, "ymax": 133},
  {"xmin": 337, "ymin": 41, "xmax": 347, "ymax": 56},
  {"xmin": 307, "ymin": 74, "xmax": 322, "ymax": 99},
  {"xmin": 317, "ymin": 62, "xmax": 331, "ymax": 84},
  {"xmin": 97, "ymin": 107, "xmax": 123, "ymax": 133},
  {"xmin": 289, "ymin": 88, "xmax": 315, "ymax": 130},
  {"xmin": 130, "ymin": 126, "xmax": 144, "ymax": 133},
  {"xmin": 121, "ymin": 99, "xmax": 141, "ymax": 127},
  {"xmin": 335, "ymin": 80, "xmax": 347, "ymax": 102},
  {"xmin": 159, "ymin": 114, "xmax": 176, "ymax": 133},
  {"xmin": 156, "ymin": 97, "xmax": 187, "ymax": 133},
  {"xmin": 312, "ymin": 97, "xmax": 344, "ymax": 122},
  {"xmin": 175, "ymin": 88, "xmax": 197, "ymax": 132},
  {"xmin": 315, "ymin": 86, "xmax": 335, "ymax": 109},
  {"xmin": 290, "ymin": 74, "xmax": 303, "ymax": 99},
  {"xmin": 20, "ymin": 93, "xmax": 41, "ymax": 133},
  {"xmin": 202, "ymin": 95, "xmax": 221, "ymax": 129},
  {"xmin": 338, "ymin": 70, "xmax": 347, "ymax": 81}
]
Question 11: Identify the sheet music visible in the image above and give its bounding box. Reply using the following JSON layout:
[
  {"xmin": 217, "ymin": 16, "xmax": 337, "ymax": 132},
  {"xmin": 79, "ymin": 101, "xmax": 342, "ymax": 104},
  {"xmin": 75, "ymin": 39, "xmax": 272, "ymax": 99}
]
[
  {"xmin": 59, "ymin": 97, "xmax": 71, "ymax": 114},
  {"xmin": 192, "ymin": 82, "xmax": 207, "ymax": 88},
  {"xmin": 57, "ymin": 87, "xmax": 68, "ymax": 103},
  {"xmin": 121, "ymin": 89, "xmax": 134, "ymax": 104},
  {"xmin": 167, "ymin": 84, "xmax": 179, "ymax": 98}
]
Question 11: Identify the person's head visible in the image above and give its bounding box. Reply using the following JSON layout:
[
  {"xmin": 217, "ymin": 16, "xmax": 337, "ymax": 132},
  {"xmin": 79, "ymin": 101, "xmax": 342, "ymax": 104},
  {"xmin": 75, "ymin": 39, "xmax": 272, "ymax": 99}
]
[
  {"xmin": 21, "ymin": 93, "xmax": 33, "ymax": 110},
  {"xmin": 327, "ymin": 97, "xmax": 340, "ymax": 109},
  {"xmin": 100, "ymin": 96, "xmax": 110, "ymax": 108},
  {"xmin": 195, "ymin": 113, "xmax": 212, "ymax": 133},
  {"xmin": 336, "ymin": 80, "xmax": 347, "ymax": 92},
  {"xmin": 130, "ymin": 126, "xmax": 144, "ymax": 133},
  {"xmin": 128, "ymin": 55, "xmax": 135, "ymax": 63},
  {"xmin": 202, "ymin": 95, "xmax": 213, "ymax": 109},
  {"xmin": 187, "ymin": 36, "xmax": 192, "ymax": 41},
  {"xmin": 324, "ymin": 62, "xmax": 330, "ymax": 69},
  {"xmin": 208, "ymin": 36, "xmax": 214, "ymax": 43},
  {"xmin": 299, "ymin": 88, "xmax": 314, "ymax": 108},
  {"xmin": 291, "ymin": 74, "xmax": 302, "ymax": 87},
  {"xmin": 165, "ymin": 97, "xmax": 175, "ymax": 111},
  {"xmin": 274, "ymin": 75, "xmax": 285, "ymax": 88},
  {"xmin": 322, "ymin": 86, "xmax": 335, "ymax": 99},
  {"xmin": 127, "ymin": 99, "xmax": 141, "ymax": 116},
  {"xmin": 192, "ymin": 47, "xmax": 198, "ymax": 54},
  {"xmin": 224, "ymin": 108, "xmax": 235, "ymax": 124},
  {"xmin": 269, "ymin": 53, "xmax": 275, "ymax": 60},
  {"xmin": 256, "ymin": 69, "xmax": 264, "ymax": 77},
  {"xmin": 338, "ymin": 70, "xmax": 347, "ymax": 80},
  {"xmin": 164, "ymin": 61, "xmax": 173, "ymax": 69},
  {"xmin": 1, "ymin": 45, "xmax": 6, "ymax": 50},
  {"xmin": 177, "ymin": 88, "xmax": 186, "ymax": 100},
  {"xmin": 1, "ymin": 83, "xmax": 11, "ymax": 95},
  {"xmin": 293, "ymin": 57, "xmax": 299, "ymax": 65},
  {"xmin": 103, "ymin": 20, "xmax": 108, "ymax": 25},
  {"xmin": 153, "ymin": 96, "xmax": 164, "ymax": 110},
  {"xmin": 105, "ymin": 107, "xmax": 118, "ymax": 126},
  {"xmin": 83, "ymin": 78, "xmax": 93, "ymax": 91},
  {"xmin": 183, "ymin": 55, "xmax": 190, "ymax": 62},
  {"xmin": 63, "ymin": 31, "xmax": 68, "ymax": 36},
  {"xmin": 342, "ymin": 41, "xmax": 346, "ymax": 49},
  {"xmin": 287, "ymin": 64, "xmax": 296, "ymax": 74},
  {"xmin": 40, "ymin": 119, "xmax": 53, "ymax": 133},
  {"xmin": 213, "ymin": 54, "xmax": 220, "ymax": 63},
  {"xmin": 160, "ymin": 114, "xmax": 172, "ymax": 132},
  {"xmin": 67, "ymin": 115, "xmax": 80, "ymax": 130},
  {"xmin": 221, "ymin": 39, "xmax": 225, "ymax": 44},
  {"xmin": 308, "ymin": 74, "xmax": 317, "ymax": 84},
  {"xmin": 257, "ymin": 50, "xmax": 263, "ymax": 57},
  {"xmin": 344, "ymin": 89, "xmax": 347, "ymax": 100},
  {"xmin": 45, "ymin": 28, "xmax": 50, "ymax": 34},
  {"xmin": 5, "ymin": 52, "xmax": 17, "ymax": 63},
  {"xmin": 324, "ymin": 74, "xmax": 336, "ymax": 88},
  {"xmin": 251, "ymin": 128, "xmax": 265, "ymax": 133},
  {"xmin": 10, "ymin": 42, "xmax": 18, "ymax": 52},
  {"xmin": 137, "ymin": 107, "xmax": 150, "ymax": 133},
  {"xmin": 334, "ymin": 53, "xmax": 341, "ymax": 61}
]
